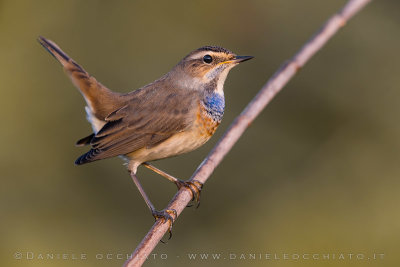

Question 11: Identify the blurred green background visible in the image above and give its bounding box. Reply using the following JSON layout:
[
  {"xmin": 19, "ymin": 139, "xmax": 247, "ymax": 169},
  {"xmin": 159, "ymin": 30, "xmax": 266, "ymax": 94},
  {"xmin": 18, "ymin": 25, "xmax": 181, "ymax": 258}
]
[{"xmin": 1, "ymin": 0, "xmax": 399, "ymax": 266}]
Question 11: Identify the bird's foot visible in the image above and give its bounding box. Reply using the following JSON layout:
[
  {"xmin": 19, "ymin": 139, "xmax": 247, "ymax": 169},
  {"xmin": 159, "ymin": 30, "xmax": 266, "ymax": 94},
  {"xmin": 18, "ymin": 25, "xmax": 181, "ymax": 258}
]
[
  {"xmin": 152, "ymin": 209, "xmax": 177, "ymax": 241},
  {"xmin": 175, "ymin": 180, "xmax": 203, "ymax": 208}
]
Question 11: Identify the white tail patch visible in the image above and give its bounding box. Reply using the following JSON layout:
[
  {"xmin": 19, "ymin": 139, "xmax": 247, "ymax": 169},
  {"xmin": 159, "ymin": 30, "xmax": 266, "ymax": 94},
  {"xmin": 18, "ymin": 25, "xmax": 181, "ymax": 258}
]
[{"xmin": 85, "ymin": 106, "xmax": 106, "ymax": 134}]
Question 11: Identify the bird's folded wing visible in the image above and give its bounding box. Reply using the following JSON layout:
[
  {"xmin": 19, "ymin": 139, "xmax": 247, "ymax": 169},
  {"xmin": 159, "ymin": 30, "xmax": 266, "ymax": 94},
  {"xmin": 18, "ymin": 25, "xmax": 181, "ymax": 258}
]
[{"xmin": 75, "ymin": 88, "xmax": 199, "ymax": 164}]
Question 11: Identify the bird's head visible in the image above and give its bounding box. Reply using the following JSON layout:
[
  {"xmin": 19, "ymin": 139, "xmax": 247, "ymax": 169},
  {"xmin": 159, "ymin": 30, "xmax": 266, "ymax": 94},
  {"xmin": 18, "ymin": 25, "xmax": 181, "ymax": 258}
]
[{"xmin": 170, "ymin": 46, "xmax": 253, "ymax": 94}]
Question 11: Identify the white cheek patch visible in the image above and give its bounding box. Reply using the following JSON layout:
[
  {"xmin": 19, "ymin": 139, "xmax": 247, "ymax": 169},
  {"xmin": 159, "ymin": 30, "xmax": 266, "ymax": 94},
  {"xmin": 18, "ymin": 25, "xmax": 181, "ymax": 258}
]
[
  {"xmin": 205, "ymin": 65, "xmax": 224, "ymax": 80},
  {"xmin": 209, "ymin": 66, "xmax": 233, "ymax": 95}
]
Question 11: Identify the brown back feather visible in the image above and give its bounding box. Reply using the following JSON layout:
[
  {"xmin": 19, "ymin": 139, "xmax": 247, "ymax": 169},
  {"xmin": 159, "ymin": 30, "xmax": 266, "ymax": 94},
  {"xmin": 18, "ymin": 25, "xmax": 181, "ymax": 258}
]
[{"xmin": 75, "ymin": 81, "xmax": 201, "ymax": 164}]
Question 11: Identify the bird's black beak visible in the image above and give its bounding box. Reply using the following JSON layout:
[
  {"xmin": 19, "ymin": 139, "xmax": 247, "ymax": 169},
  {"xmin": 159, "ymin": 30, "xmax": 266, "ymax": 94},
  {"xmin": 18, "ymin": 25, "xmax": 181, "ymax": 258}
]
[
  {"xmin": 233, "ymin": 55, "xmax": 254, "ymax": 63},
  {"xmin": 218, "ymin": 55, "xmax": 254, "ymax": 65}
]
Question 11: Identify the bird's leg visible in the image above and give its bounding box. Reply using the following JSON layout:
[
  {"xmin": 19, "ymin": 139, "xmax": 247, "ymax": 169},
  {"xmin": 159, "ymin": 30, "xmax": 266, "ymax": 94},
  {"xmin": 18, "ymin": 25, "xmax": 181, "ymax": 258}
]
[
  {"xmin": 129, "ymin": 170, "xmax": 176, "ymax": 239},
  {"xmin": 142, "ymin": 162, "xmax": 203, "ymax": 207}
]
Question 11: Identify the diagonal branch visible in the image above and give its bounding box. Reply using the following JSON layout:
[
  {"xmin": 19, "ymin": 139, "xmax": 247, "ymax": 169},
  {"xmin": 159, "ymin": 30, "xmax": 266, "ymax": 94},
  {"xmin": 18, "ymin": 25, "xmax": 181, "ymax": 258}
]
[{"xmin": 124, "ymin": 0, "xmax": 372, "ymax": 266}]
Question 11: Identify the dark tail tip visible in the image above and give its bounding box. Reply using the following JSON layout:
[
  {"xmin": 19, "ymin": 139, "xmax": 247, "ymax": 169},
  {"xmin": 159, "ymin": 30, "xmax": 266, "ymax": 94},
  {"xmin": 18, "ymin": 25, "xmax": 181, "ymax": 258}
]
[
  {"xmin": 37, "ymin": 36, "xmax": 53, "ymax": 56},
  {"xmin": 37, "ymin": 35, "xmax": 70, "ymax": 62},
  {"xmin": 37, "ymin": 35, "xmax": 46, "ymax": 44}
]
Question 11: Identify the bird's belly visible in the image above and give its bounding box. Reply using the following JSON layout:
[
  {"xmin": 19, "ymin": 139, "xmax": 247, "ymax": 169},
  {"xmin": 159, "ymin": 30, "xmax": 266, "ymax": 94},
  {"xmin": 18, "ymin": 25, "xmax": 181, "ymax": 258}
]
[
  {"xmin": 127, "ymin": 129, "xmax": 211, "ymax": 163},
  {"xmin": 127, "ymin": 105, "xmax": 221, "ymax": 163},
  {"xmin": 126, "ymin": 102, "xmax": 221, "ymax": 165}
]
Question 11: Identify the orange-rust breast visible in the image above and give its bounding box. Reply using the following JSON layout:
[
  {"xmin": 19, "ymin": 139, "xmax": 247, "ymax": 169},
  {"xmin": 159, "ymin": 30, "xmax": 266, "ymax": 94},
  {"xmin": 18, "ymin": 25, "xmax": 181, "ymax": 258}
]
[{"xmin": 196, "ymin": 103, "xmax": 221, "ymax": 137}]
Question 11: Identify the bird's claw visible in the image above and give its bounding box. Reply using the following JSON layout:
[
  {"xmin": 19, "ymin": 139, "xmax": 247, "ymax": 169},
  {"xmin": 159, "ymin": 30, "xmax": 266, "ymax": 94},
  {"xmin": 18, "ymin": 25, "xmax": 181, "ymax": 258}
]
[
  {"xmin": 152, "ymin": 209, "xmax": 177, "ymax": 242},
  {"xmin": 175, "ymin": 180, "xmax": 203, "ymax": 208}
]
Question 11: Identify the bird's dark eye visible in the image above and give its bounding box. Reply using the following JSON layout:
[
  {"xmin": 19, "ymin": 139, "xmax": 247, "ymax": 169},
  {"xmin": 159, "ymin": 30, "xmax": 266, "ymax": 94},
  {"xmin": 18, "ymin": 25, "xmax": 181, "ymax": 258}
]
[{"xmin": 203, "ymin": 54, "xmax": 213, "ymax": 64}]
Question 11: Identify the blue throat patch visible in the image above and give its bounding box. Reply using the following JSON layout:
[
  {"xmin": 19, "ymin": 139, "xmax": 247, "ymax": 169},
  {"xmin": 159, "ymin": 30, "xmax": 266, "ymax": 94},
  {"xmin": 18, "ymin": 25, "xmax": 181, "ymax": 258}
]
[{"xmin": 203, "ymin": 93, "xmax": 225, "ymax": 122}]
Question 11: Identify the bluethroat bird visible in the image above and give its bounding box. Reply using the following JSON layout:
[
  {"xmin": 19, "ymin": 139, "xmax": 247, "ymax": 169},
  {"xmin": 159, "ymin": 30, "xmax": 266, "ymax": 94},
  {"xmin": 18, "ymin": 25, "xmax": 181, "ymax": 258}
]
[{"xmin": 38, "ymin": 36, "xmax": 253, "ymax": 234}]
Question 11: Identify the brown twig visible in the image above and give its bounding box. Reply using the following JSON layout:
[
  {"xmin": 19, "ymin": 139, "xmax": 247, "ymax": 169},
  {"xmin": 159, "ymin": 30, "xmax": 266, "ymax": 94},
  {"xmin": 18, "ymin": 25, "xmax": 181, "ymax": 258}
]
[{"xmin": 124, "ymin": 0, "xmax": 372, "ymax": 266}]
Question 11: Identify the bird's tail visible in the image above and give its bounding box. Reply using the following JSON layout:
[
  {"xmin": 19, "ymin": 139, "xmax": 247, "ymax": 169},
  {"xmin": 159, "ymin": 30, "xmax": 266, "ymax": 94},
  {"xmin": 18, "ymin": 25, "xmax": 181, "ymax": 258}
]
[{"xmin": 38, "ymin": 36, "xmax": 124, "ymax": 123}]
